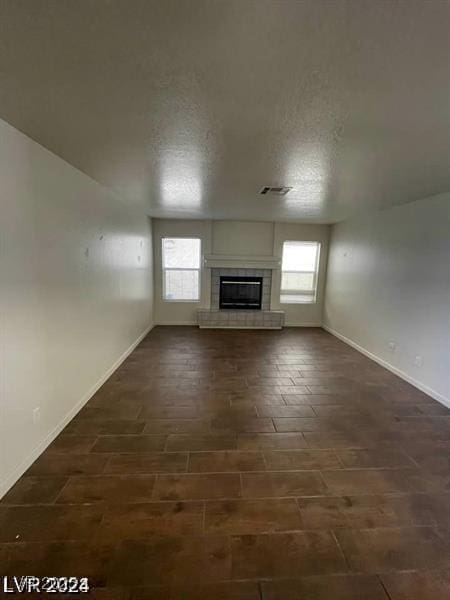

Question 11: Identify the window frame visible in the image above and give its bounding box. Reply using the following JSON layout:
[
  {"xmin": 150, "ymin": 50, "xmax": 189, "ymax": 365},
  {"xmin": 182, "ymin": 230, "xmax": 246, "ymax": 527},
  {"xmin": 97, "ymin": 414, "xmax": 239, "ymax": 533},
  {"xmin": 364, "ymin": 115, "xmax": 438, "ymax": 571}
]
[
  {"xmin": 280, "ymin": 240, "xmax": 321, "ymax": 305},
  {"xmin": 161, "ymin": 236, "xmax": 202, "ymax": 303}
]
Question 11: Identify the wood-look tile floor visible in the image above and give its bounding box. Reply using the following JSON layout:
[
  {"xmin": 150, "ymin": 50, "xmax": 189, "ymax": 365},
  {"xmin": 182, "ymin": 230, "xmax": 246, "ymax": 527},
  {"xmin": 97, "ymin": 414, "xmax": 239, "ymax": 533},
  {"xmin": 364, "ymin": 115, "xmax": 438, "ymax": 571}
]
[{"xmin": 1, "ymin": 326, "xmax": 450, "ymax": 599}]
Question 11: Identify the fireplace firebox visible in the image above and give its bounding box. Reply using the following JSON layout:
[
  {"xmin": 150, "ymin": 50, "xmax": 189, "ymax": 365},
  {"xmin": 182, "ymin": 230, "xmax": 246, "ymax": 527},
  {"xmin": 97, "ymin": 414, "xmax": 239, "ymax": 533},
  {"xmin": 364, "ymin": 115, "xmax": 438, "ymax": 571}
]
[{"xmin": 219, "ymin": 276, "xmax": 263, "ymax": 310}]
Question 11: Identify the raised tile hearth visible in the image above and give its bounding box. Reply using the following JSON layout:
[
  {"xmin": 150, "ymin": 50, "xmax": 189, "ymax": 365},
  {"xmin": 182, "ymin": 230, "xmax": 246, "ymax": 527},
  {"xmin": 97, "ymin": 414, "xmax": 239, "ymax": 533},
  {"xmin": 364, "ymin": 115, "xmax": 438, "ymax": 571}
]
[{"xmin": 198, "ymin": 308, "xmax": 285, "ymax": 329}]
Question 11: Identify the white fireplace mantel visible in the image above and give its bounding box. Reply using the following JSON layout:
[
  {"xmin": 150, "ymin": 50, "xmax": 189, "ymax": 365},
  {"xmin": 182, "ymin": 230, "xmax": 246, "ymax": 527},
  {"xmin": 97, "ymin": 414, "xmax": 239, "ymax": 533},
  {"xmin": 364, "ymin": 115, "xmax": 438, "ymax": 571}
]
[{"xmin": 203, "ymin": 254, "xmax": 281, "ymax": 270}]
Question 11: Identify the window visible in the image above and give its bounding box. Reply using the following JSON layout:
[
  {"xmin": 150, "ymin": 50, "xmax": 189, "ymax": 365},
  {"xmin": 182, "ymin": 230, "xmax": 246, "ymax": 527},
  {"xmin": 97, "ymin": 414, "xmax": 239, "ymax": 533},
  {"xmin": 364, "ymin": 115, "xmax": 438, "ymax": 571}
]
[
  {"xmin": 280, "ymin": 241, "xmax": 320, "ymax": 304},
  {"xmin": 162, "ymin": 237, "xmax": 201, "ymax": 301}
]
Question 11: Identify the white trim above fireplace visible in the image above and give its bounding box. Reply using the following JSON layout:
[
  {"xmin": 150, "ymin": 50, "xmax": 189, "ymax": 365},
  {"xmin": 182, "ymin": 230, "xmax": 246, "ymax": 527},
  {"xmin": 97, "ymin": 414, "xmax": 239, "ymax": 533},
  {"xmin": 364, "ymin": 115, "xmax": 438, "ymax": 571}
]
[{"xmin": 203, "ymin": 254, "xmax": 280, "ymax": 269}]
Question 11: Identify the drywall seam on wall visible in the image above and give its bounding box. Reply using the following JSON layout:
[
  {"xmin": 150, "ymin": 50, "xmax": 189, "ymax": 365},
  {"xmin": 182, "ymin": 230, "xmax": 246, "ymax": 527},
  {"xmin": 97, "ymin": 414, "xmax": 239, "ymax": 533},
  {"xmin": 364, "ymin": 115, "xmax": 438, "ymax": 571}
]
[
  {"xmin": 0, "ymin": 323, "xmax": 153, "ymax": 499},
  {"xmin": 323, "ymin": 325, "xmax": 450, "ymax": 408}
]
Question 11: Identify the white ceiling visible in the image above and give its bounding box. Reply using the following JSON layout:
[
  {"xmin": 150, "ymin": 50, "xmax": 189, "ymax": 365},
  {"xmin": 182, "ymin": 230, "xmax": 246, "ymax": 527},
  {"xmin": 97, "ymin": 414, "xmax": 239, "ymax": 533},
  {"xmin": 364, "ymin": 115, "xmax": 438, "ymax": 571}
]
[{"xmin": 1, "ymin": 0, "xmax": 450, "ymax": 223}]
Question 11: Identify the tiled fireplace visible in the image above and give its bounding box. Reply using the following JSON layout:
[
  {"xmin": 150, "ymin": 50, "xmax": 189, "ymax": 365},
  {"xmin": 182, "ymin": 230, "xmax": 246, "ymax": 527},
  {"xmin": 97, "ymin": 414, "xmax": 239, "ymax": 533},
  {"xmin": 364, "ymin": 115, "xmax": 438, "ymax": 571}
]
[
  {"xmin": 211, "ymin": 268, "xmax": 272, "ymax": 309},
  {"xmin": 197, "ymin": 265, "xmax": 285, "ymax": 329}
]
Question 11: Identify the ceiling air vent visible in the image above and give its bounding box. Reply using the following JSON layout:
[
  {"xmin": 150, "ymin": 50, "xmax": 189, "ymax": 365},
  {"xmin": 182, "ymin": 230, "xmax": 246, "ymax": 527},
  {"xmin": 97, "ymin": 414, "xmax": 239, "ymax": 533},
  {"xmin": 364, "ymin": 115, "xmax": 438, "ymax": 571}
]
[{"xmin": 260, "ymin": 186, "xmax": 292, "ymax": 196}]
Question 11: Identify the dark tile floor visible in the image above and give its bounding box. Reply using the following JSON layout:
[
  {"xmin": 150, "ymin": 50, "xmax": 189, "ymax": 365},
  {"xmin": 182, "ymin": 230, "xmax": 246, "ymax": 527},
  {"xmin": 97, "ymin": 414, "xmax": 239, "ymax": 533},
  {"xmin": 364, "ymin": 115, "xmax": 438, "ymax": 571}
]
[{"xmin": 1, "ymin": 326, "xmax": 450, "ymax": 599}]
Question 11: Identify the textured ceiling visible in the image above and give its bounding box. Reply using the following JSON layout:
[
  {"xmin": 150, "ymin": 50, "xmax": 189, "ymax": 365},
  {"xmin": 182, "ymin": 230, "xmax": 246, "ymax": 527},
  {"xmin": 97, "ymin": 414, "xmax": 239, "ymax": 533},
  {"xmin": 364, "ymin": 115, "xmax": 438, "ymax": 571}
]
[{"xmin": 1, "ymin": 0, "xmax": 450, "ymax": 223}]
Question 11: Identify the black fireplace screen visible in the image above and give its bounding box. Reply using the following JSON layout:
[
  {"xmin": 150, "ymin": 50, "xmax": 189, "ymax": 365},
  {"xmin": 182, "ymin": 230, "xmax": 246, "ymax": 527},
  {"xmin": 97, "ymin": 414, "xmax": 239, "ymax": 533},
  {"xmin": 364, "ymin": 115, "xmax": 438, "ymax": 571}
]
[{"xmin": 219, "ymin": 276, "xmax": 263, "ymax": 310}]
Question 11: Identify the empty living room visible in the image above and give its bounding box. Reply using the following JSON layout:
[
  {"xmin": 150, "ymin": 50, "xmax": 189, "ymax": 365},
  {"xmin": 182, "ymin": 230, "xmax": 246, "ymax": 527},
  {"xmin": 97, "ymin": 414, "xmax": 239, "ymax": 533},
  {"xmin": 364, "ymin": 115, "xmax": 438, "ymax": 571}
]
[{"xmin": 1, "ymin": 1, "xmax": 450, "ymax": 598}]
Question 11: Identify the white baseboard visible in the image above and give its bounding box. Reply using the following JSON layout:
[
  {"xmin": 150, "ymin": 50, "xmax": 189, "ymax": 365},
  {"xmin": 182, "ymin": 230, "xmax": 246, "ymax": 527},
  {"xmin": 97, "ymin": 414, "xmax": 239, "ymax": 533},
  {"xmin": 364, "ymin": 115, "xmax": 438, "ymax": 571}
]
[
  {"xmin": 154, "ymin": 321, "xmax": 197, "ymax": 326},
  {"xmin": 199, "ymin": 326, "xmax": 282, "ymax": 330},
  {"xmin": 323, "ymin": 325, "xmax": 450, "ymax": 408},
  {"xmin": 285, "ymin": 322, "xmax": 322, "ymax": 327},
  {"xmin": 156, "ymin": 321, "xmax": 321, "ymax": 328},
  {"xmin": 0, "ymin": 322, "xmax": 154, "ymax": 499}
]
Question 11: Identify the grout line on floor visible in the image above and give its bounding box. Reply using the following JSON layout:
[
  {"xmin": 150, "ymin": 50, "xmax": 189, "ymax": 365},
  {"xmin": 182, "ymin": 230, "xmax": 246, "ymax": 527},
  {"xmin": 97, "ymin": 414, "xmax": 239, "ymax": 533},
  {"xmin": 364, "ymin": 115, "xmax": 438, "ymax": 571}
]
[
  {"xmin": 202, "ymin": 500, "xmax": 206, "ymax": 534},
  {"xmin": 376, "ymin": 573, "xmax": 394, "ymax": 600},
  {"xmin": 330, "ymin": 529, "xmax": 351, "ymax": 572}
]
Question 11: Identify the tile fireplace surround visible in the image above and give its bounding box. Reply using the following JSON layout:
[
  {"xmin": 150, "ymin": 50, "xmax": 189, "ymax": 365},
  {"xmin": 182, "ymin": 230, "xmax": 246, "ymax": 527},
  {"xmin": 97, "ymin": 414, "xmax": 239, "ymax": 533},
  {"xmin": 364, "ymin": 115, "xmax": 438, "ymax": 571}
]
[{"xmin": 198, "ymin": 267, "xmax": 285, "ymax": 329}]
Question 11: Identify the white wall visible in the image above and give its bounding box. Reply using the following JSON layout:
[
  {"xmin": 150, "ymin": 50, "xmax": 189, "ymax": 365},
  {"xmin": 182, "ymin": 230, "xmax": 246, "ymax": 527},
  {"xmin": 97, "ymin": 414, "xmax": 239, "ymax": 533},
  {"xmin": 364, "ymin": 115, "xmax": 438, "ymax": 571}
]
[
  {"xmin": 324, "ymin": 193, "xmax": 450, "ymax": 406},
  {"xmin": 212, "ymin": 220, "xmax": 274, "ymax": 256},
  {"xmin": 153, "ymin": 218, "xmax": 329, "ymax": 326},
  {"xmin": 0, "ymin": 119, "xmax": 154, "ymax": 497}
]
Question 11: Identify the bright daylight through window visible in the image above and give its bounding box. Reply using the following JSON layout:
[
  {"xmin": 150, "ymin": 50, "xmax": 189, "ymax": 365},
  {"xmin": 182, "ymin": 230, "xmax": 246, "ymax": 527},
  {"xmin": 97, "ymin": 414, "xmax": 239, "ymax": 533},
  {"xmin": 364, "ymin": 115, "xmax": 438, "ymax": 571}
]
[
  {"xmin": 280, "ymin": 241, "xmax": 320, "ymax": 303},
  {"xmin": 162, "ymin": 237, "xmax": 201, "ymax": 301}
]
